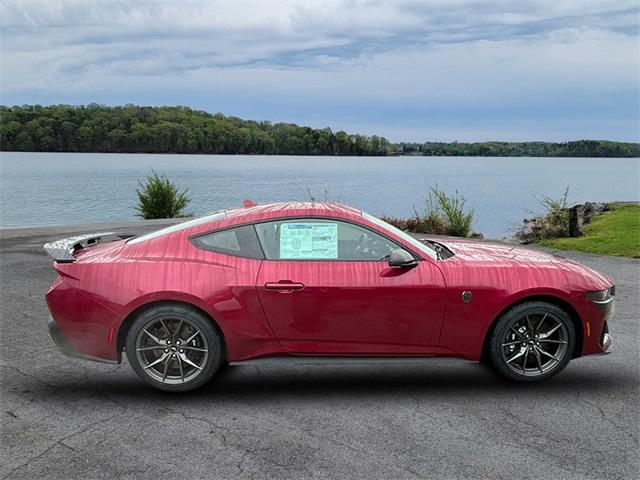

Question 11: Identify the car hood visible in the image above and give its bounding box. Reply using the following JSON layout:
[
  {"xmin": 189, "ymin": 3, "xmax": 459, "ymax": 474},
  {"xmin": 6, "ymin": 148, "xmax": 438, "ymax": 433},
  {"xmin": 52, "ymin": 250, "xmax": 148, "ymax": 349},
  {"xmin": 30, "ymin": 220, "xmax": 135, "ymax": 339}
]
[
  {"xmin": 442, "ymin": 239, "xmax": 556, "ymax": 262},
  {"xmin": 436, "ymin": 238, "xmax": 613, "ymax": 289}
]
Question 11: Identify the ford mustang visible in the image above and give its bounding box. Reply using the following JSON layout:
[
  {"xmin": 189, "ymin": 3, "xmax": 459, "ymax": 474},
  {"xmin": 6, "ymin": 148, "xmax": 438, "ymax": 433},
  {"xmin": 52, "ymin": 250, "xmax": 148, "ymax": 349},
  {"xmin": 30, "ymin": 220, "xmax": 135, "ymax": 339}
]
[{"xmin": 44, "ymin": 201, "xmax": 614, "ymax": 391}]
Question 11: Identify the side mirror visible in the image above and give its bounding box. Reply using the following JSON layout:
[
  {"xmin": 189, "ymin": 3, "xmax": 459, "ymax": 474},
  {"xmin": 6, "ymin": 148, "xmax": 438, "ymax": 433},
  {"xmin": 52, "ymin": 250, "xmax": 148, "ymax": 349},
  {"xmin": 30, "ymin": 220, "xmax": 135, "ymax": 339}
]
[{"xmin": 388, "ymin": 248, "xmax": 418, "ymax": 268}]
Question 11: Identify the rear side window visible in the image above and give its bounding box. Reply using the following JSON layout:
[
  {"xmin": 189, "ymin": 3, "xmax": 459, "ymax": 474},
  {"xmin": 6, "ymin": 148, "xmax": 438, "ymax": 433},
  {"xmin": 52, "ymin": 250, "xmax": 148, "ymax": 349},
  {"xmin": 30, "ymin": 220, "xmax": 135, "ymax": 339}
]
[
  {"xmin": 128, "ymin": 211, "xmax": 226, "ymax": 244},
  {"xmin": 191, "ymin": 225, "xmax": 264, "ymax": 259}
]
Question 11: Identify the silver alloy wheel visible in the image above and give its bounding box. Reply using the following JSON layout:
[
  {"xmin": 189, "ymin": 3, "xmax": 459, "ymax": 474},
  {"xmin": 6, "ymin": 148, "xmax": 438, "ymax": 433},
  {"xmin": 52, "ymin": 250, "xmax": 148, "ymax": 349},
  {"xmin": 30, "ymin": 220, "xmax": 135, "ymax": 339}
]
[
  {"xmin": 500, "ymin": 312, "xmax": 569, "ymax": 377},
  {"xmin": 134, "ymin": 315, "xmax": 209, "ymax": 385}
]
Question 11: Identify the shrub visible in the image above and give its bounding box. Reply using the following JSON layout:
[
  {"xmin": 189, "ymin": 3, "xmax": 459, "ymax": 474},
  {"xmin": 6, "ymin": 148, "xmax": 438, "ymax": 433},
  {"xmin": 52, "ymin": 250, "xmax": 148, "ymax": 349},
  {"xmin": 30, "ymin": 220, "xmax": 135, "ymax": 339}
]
[
  {"xmin": 514, "ymin": 186, "xmax": 572, "ymax": 242},
  {"xmin": 380, "ymin": 186, "xmax": 476, "ymax": 237},
  {"xmin": 380, "ymin": 213, "xmax": 447, "ymax": 234},
  {"xmin": 408, "ymin": 191, "xmax": 448, "ymax": 234},
  {"xmin": 535, "ymin": 186, "xmax": 570, "ymax": 237},
  {"xmin": 430, "ymin": 186, "xmax": 474, "ymax": 237},
  {"xmin": 136, "ymin": 170, "xmax": 191, "ymax": 219},
  {"xmin": 379, "ymin": 216, "xmax": 408, "ymax": 231}
]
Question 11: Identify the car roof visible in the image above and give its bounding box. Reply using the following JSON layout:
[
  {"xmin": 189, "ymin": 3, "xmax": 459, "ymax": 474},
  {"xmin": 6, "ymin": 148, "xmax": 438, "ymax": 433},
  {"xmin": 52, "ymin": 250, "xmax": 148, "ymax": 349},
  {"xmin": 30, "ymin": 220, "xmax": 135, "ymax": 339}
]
[
  {"xmin": 125, "ymin": 201, "xmax": 437, "ymax": 260},
  {"xmin": 224, "ymin": 201, "xmax": 363, "ymax": 223},
  {"xmin": 127, "ymin": 201, "xmax": 364, "ymax": 245}
]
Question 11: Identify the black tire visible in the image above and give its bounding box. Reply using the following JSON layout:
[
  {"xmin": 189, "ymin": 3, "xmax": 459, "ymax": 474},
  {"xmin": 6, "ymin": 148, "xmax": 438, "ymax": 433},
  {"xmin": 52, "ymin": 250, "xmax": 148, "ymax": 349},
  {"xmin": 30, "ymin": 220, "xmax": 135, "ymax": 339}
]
[
  {"xmin": 125, "ymin": 303, "xmax": 224, "ymax": 392},
  {"xmin": 488, "ymin": 301, "xmax": 575, "ymax": 382}
]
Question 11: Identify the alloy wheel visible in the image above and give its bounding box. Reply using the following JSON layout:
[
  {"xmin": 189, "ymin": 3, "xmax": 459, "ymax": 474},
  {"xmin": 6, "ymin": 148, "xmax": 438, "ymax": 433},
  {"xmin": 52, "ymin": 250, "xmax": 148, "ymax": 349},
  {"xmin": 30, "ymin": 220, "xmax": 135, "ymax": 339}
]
[
  {"xmin": 500, "ymin": 312, "xmax": 569, "ymax": 377},
  {"xmin": 134, "ymin": 315, "xmax": 209, "ymax": 385}
]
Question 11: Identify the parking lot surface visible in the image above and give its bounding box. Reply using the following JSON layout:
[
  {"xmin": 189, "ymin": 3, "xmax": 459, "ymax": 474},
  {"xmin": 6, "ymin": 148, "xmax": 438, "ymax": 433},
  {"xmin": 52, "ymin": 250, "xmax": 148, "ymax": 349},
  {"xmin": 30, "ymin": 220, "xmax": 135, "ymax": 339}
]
[{"xmin": 1, "ymin": 221, "xmax": 638, "ymax": 479}]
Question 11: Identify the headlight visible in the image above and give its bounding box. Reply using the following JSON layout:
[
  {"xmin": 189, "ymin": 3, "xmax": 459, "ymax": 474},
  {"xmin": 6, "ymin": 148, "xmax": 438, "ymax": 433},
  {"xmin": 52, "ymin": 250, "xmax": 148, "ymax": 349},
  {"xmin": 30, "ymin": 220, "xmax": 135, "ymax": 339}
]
[{"xmin": 586, "ymin": 287, "xmax": 615, "ymax": 304}]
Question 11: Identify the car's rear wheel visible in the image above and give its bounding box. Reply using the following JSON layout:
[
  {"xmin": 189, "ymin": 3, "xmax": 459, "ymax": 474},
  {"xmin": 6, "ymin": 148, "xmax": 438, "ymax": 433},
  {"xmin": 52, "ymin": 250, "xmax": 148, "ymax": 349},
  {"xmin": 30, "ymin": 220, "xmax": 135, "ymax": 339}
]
[
  {"xmin": 488, "ymin": 301, "xmax": 575, "ymax": 382},
  {"xmin": 125, "ymin": 304, "xmax": 224, "ymax": 392}
]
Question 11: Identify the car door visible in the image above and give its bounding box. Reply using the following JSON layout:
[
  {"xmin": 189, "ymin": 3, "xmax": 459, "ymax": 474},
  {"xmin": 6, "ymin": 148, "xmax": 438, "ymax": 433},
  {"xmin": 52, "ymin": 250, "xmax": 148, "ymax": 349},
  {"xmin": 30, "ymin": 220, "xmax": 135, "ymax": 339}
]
[{"xmin": 254, "ymin": 217, "xmax": 446, "ymax": 355}]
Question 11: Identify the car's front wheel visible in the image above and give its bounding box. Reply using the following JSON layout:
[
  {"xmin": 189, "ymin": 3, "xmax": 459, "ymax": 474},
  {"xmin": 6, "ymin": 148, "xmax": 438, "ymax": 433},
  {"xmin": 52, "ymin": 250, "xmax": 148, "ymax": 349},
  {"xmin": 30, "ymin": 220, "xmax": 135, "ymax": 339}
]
[
  {"xmin": 488, "ymin": 301, "xmax": 575, "ymax": 382},
  {"xmin": 125, "ymin": 303, "xmax": 224, "ymax": 392}
]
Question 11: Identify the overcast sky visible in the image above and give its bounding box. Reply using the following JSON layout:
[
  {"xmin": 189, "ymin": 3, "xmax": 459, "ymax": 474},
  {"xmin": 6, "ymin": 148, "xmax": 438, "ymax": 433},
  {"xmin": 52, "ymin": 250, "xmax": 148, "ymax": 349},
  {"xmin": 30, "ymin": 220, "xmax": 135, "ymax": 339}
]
[{"xmin": 1, "ymin": 0, "xmax": 638, "ymax": 142}]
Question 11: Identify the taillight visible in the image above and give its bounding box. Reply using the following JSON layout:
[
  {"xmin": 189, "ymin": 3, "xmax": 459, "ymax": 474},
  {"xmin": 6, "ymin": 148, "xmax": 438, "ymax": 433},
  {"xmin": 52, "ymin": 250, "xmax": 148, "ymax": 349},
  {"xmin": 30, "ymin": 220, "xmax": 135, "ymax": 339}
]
[{"xmin": 53, "ymin": 262, "xmax": 81, "ymax": 280}]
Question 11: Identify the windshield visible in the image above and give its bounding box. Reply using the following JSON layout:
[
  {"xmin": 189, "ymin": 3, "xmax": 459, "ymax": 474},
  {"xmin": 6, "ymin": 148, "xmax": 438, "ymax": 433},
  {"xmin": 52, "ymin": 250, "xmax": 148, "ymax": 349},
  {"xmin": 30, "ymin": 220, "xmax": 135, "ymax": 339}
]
[
  {"xmin": 362, "ymin": 212, "xmax": 438, "ymax": 260},
  {"xmin": 127, "ymin": 211, "xmax": 227, "ymax": 244}
]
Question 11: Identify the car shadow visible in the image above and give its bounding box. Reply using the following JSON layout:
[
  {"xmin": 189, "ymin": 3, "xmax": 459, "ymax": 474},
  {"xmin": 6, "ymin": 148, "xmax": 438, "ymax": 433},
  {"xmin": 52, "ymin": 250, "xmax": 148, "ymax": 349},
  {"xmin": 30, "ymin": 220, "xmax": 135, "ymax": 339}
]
[
  {"xmin": 190, "ymin": 363, "xmax": 635, "ymax": 399},
  {"xmin": 18, "ymin": 362, "xmax": 636, "ymax": 403}
]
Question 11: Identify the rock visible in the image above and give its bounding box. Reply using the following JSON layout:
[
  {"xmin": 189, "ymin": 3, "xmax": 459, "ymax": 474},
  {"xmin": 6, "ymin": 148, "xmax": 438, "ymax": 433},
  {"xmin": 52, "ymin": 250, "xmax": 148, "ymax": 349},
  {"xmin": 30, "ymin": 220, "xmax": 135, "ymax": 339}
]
[{"xmin": 582, "ymin": 202, "xmax": 608, "ymax": 224}]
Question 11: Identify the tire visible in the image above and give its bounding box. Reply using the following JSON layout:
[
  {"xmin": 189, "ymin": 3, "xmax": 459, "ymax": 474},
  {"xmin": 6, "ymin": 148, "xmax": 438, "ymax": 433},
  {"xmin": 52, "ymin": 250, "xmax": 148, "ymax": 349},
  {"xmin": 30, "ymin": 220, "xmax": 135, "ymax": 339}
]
[
  {"xmin": 488, "ymin": 301, "xmax": 575, "ymax": 382},
  {"xmin": 125, "ymin": 303, "xmax": 224, "ymax": 392}
]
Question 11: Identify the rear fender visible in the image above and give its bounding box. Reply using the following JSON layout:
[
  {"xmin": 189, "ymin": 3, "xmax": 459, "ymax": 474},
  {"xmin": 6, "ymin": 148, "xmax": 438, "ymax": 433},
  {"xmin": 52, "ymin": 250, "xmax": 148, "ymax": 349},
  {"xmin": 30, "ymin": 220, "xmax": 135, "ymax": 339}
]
[
  {"xmin": 118, "ymin": 291, "xmax": 281, "ymax": 361},
  {"xmin": 120, "ymin": 292, "xmax": 231, "ymax": 340}
]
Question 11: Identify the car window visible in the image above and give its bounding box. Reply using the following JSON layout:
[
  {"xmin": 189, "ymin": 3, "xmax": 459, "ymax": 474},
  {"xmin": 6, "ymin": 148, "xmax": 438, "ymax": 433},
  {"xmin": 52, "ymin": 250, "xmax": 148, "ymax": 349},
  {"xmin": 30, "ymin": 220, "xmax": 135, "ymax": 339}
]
[
  {"xmin": 191, "ymin": 225, "xmax": 264, "ymax": 259},
  {"xmin": 362, "ymin": 212, "xmax": 437, "ymax": 260},
  {"xmin": 254, "ymin": 221, "xmax": 279, "ymax": 259},
  {"xmin": 255, "ymin": 219, "xmax": 399, "ymax": 261},
  {"xmin": 128, "ymin": 211, "xmax": 227, "ymax": 244}
]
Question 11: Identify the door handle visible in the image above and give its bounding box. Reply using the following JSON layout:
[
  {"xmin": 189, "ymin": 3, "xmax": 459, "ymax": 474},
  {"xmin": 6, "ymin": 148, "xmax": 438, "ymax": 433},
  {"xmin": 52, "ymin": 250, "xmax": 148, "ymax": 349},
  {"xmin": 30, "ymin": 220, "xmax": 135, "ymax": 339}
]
[{"xmin": 264, "ymin": 281, "xmax": 305, "ymax": 292}]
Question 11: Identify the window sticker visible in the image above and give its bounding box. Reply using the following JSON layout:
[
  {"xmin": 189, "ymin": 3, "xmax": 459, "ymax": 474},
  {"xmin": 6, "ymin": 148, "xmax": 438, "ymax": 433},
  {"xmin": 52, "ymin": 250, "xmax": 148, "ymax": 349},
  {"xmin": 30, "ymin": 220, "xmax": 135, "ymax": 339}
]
[{"xmin": 280, "ymin": 223, "xmax": 338, "ymax": 259}]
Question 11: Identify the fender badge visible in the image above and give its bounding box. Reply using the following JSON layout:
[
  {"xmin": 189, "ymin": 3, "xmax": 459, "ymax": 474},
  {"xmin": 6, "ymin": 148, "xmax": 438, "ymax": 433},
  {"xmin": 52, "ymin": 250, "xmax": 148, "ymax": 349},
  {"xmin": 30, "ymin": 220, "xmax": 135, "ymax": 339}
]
[{"xmin": 462, "ymin": 291, "xmax": 472, "ymax": 303}]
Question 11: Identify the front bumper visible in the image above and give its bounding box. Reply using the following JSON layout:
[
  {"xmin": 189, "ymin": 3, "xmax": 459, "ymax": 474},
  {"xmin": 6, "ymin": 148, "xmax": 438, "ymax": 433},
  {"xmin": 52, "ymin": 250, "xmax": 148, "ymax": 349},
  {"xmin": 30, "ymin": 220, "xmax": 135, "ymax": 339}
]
[
  {"xmin": 601, "ymin": 326, "xmax": 612, "ymax": 353},
  {"xmin": 594, "ymin": 295, "xmax": 614, "ymax": 354},
  {"xmin": 47, "ymin": 316, "xmax": 118, "ymax": 364}
]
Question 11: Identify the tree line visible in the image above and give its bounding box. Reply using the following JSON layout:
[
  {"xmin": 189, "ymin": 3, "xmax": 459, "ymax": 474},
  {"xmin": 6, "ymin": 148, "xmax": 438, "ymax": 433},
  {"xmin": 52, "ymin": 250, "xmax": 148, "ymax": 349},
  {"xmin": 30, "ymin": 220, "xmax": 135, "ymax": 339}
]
[
  {"xmin": 1, "ymin": 104, "xmax": 638, "ymax": 157},
  {"xmin": 396, "ymin": 140, "xmax": 639, "ymax": 158},
  {"xmin": 0, "ymin": 104, "xmax": 392, "ymax": 156}
]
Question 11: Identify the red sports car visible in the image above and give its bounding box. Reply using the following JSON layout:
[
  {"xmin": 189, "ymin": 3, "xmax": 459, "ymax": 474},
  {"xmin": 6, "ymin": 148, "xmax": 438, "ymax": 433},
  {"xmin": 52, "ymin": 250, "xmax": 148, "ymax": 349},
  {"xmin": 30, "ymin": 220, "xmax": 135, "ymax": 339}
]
[{"xmin": 44, "ymin": 202, "xmax": 614, "ymax": 391}]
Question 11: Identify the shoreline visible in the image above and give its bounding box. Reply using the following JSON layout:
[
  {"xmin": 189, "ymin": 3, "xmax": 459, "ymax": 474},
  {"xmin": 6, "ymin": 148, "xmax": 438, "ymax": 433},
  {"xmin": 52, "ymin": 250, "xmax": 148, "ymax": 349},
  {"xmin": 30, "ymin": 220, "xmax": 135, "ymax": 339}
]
[
  {"xmin": 3, "ymin": 201, "xmax": 638, "ymax": 240},
  {"xmin": 2, "ymin": 150, "xmax": 639, "ymax": 159},
  {"xmin": 0, "ymin": 218, "xmax": 183, "ymax": 240}
]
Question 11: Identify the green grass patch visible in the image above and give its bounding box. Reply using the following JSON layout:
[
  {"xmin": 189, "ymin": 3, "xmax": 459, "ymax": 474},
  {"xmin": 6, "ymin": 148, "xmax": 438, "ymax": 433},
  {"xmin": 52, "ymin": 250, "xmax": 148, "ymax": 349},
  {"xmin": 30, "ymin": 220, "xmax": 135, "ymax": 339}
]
[{"xmin": 539, "ymin": 204, "xmax": 640, "ymax": 258}]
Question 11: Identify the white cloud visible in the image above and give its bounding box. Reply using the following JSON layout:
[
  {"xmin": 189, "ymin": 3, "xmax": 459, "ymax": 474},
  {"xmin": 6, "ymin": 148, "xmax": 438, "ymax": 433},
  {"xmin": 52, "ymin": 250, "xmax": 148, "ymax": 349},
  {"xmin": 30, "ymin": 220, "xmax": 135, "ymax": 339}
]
[{"xmin": 1, "ymin": 0, "xmax": 638, "ymax": 141}]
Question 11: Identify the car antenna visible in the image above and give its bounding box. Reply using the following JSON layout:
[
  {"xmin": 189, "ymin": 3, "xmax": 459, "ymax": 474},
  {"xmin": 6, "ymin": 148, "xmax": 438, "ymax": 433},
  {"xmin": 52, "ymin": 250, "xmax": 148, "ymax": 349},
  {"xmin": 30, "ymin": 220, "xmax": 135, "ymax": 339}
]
[{"xmin": 243, "ymin": 199, "xmax": 257, "ymax": 207}]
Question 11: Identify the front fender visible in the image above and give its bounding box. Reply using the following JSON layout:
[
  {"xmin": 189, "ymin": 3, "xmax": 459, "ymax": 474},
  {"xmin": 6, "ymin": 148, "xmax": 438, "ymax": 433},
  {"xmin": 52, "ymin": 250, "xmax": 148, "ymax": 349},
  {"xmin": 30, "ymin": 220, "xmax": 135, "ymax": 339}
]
[{"xmin": 438, "ymin": 284, "xmax": 582, "ymax": 361}]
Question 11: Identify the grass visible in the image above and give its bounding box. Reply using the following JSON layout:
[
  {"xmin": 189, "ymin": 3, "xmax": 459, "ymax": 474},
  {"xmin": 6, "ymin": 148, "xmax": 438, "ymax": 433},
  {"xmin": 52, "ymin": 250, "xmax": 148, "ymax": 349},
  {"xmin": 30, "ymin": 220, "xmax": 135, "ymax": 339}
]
[{"xmin": 539, "ymin": 204, "xmax": 640, "ymax": 258}]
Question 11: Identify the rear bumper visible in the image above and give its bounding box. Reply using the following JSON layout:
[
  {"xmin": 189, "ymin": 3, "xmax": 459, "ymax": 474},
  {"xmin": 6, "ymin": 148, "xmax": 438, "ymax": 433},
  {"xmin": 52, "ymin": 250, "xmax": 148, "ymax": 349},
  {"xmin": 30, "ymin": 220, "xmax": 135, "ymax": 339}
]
[
  {"xmin": 46, "ymin": 275, "xmax": 121, "ymax": 363},
  {"xmin": 47, "ymin": 315, "xmax": 118, "ymax": 364}
]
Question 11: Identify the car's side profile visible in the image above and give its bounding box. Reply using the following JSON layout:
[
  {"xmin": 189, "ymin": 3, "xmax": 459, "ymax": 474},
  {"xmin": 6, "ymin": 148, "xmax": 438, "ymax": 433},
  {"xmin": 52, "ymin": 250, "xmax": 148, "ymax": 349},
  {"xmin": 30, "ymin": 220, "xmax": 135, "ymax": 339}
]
[{"xmin": 44, "ymin": 202, "xmax": 614, "ymax": 391}]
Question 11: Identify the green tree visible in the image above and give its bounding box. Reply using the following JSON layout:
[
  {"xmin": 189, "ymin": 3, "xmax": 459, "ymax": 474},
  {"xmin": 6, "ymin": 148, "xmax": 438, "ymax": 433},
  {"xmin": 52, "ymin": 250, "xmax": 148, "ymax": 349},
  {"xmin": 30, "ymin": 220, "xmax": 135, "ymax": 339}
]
[{"xmin": 1, "ymin": 104, "xmax": 637, "ymax": 157}]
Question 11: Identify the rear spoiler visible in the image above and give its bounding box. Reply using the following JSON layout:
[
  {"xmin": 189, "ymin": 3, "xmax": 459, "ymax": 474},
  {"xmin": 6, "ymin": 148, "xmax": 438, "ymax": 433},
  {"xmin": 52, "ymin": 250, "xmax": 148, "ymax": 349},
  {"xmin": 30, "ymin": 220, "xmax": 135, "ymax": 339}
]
[{"xmin": 43, "ymin": 232, "xmax": 126, "ymax": 263}]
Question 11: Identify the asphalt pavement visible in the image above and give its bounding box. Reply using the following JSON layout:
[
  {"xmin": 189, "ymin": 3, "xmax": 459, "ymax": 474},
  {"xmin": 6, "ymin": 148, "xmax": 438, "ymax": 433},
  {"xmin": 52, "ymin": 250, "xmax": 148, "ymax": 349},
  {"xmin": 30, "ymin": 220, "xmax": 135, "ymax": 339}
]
[{"xmin": 1, "ymin": 221, "xmax": 638, "ymax": 479}]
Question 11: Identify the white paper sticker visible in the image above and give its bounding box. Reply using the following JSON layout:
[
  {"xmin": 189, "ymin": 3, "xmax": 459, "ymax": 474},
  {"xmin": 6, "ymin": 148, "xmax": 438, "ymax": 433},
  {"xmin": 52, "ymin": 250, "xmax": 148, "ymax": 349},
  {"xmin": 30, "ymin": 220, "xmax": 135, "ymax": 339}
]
[{"xmin": 280, "ymin": 223, "xmax": 338, "ymax": 259}]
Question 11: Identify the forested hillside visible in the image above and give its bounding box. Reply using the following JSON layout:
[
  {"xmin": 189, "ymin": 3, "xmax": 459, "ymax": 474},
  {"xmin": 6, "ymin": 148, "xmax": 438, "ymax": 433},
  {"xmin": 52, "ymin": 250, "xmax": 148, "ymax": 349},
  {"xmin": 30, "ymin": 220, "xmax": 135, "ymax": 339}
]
[
  {"xmin": 396, "ymin": 140, "xmax": 640, "ymax": 157},
  {"xmin": 0, "ymin": 104, "xmax": 392, "ymax": 156},
  {"xmin": 1, "ymin": 104, "xmax": 638, "ymax": 157}
]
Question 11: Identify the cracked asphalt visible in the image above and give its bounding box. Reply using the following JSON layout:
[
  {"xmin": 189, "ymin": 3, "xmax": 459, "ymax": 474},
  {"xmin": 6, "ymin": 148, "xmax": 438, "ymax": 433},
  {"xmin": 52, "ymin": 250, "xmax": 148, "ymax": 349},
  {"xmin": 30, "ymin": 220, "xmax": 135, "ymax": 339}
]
[{"xmin": 1, "ymin": 221, "xmax": 638, "ymax": 479}]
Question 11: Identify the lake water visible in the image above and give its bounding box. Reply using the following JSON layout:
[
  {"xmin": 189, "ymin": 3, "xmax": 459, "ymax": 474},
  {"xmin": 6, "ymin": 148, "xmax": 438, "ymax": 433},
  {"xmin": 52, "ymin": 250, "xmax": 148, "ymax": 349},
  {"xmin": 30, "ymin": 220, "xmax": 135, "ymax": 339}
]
[{"xmin": 1, "ymin": 152, "xmax": 638, "ymax": 238}]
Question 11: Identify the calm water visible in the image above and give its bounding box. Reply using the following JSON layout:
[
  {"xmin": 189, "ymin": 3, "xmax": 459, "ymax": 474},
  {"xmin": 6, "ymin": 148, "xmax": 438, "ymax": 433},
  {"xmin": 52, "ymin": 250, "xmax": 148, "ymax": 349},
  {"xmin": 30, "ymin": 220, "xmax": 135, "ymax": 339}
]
[{"xmin": 1, "ymin": 152, "xmax": 638, "ymax": 238}]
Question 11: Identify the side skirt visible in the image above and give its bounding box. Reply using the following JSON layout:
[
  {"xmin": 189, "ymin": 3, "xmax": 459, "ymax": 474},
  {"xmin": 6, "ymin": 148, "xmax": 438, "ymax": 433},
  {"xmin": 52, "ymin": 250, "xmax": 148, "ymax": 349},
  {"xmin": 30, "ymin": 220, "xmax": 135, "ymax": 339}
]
[{"xmin": 229, "ymin": 356, "xmax": 475, "ymax": 367}]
